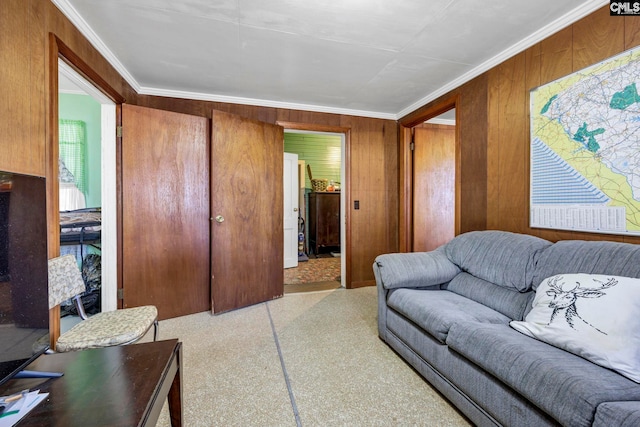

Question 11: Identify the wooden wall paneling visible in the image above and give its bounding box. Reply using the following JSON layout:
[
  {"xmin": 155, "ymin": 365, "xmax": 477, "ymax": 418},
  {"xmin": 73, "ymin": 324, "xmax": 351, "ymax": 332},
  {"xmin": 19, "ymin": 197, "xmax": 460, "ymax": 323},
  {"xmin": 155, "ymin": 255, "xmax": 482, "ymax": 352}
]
[
  {"xmin": 573, "ymin": 7, "xmax": 625, "ymax": 70},
  {"xmin": 487, "ymin": 68, "xmax": 501, "ymax": 230},
  {"xmin": 383, "ymin": 120, "xmax": 399, "ymax": 254},
  {"xmin": 497, "ymin": 53, "xmax": 528, "ymax": 233},
  {"xmin": 524, "ymin": 43, "xmax": 542, "ymax": 238},
  {"xmin": 344, "ymin": 117, "xmax": 374, "ymax": 286},
  {"xmin": 624, "ymin": 15, "xmax": 640, "ymax": 48},
  {"xmin": 279, "ymin": 109, "xmax": 343, "ymax": 128},
  {"xmin": 457, "ymin": 77, "xmax": 488, "ymax": 233},
  {"xmin": 539, "ymin": 26, "xmax": 574, "ymax": 86},
  {"xmin": 0, "ymin": 0, "xmax": 41, "ymax": 175}
]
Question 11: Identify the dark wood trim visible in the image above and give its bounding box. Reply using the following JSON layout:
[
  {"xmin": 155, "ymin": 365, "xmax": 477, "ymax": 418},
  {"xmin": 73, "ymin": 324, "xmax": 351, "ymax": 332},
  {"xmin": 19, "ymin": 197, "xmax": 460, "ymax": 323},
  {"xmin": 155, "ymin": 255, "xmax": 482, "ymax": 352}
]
[
  {"xmin": 47, "ymin": 33, "xmax": 61, "ymax": 348},
  {"xmin": 52, "ymin": 34, "xmax": 125, "ymax": 104},
  {"xmin": 399, "ymin": 94, "xmax": 459, "ymax": 128},
  {"xmin": 276, "ymin": 121, "xmax": 354, "ymax": 288},
  {"xmin": 116, "ymin": 104, "xmax": 123, "ymax": 309},
  {"xmin": 277, "ymin": 121, "xmax": 350, "ymax": 134},
  {"xmin": 453, "ymin": 107, "xmax": 462, "ymax": 237},
  {"xmin": 398, "ymin": 125, "xmax": 412, "ymax": 252},
  {"xmin": 47, "ymin": 32, "xmax": 128, "ymax": 339},
  {"xmin": 398, "ymin": 95, "xmax": 460, "ymax": 253},
  {"xmin": 350, "ymin": 280, "xmax": 375, "ymax": 288},
  {"xmin": 343, "ymin": 128, "xmax": 352, "ymax": 288}
]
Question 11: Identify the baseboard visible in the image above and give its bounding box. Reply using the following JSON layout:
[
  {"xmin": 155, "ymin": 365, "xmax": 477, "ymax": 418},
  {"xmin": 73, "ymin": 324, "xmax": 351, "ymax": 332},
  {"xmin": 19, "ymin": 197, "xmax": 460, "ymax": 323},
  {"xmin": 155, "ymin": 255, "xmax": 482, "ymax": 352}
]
[{"xmin": 348, "ymin": 280, "xmax": 375, "ymax": 289}]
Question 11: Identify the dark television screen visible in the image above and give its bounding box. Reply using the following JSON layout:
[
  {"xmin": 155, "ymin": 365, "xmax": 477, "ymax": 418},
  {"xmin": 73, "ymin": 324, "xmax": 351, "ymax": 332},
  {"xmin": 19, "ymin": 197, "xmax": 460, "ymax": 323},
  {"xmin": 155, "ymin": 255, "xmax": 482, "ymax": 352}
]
[{"xmin": 0, "ymin": 171, "xmax": 49, "ymax": 386}]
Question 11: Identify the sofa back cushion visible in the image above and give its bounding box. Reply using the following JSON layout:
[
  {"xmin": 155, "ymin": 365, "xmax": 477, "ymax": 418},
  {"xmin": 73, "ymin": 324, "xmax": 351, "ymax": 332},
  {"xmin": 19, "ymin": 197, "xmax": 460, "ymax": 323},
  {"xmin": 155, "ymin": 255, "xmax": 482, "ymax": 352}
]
[
  {"xmin": 446, "ymin": 273, "xmax": 534, "ymax": 320},
  {"xmin": 532, "ymin": 240, "xmax": 640, "ymax": 290},
  {"xmin": 445, "ymin": 230, "xmax": 552, "ymax": 292}
]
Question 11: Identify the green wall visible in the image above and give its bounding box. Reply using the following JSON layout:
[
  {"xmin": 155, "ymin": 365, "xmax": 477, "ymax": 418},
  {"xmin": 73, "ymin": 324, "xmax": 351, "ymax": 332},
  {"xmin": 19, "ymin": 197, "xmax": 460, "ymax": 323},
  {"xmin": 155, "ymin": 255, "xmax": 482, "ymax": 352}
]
[
  {"xmin": 59, "ymin": 93, "xmax": 102, "ymax": 207},
  {"xmin": 284, "ymin": 132, "xmax": 341, "ymax": 189}
]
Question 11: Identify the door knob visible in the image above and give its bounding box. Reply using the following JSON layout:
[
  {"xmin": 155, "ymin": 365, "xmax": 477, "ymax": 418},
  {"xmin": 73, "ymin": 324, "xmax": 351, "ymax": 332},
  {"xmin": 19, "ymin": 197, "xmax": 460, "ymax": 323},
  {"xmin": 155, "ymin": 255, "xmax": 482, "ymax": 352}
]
[
  {"xmin": 293, "ymin": 208, "xmax": 298, "ymax": 212},
  {"xmin": 215, "ymin": 215, "xmax": 224, "ymax": 223}
]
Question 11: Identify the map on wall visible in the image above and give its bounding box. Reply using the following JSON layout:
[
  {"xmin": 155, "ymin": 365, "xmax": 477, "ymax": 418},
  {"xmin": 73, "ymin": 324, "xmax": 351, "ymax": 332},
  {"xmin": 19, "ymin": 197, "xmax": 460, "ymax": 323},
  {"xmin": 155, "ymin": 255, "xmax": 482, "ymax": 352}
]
[{"xmin": 530, "ymin": 45, "xmax": 640, "ymax": 236}]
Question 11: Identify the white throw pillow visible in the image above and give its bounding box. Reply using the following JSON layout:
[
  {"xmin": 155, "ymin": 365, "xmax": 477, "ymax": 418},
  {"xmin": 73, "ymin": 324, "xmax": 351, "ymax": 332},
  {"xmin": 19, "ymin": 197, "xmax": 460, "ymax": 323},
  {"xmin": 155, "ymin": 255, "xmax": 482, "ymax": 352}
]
[{"xmin": 510, "ymin": 273, "xmax": 640, "ymax": 382}]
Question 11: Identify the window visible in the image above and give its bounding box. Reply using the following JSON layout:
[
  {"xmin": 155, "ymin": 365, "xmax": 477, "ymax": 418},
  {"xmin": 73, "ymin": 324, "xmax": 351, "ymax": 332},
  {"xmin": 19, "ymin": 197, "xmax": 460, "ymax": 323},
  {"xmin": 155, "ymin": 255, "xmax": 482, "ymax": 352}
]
[{"xmin": 59, "ymin": 119, "xmax": 87, "ymax": 194}]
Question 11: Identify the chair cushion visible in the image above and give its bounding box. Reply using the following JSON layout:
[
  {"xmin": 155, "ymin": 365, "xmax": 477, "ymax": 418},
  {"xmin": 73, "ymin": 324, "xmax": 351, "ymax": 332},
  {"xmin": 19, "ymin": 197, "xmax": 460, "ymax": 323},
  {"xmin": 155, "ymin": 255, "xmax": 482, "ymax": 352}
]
[{"xmin": 56, "ymin": 306, "xmax": 158, "ymax": 352}]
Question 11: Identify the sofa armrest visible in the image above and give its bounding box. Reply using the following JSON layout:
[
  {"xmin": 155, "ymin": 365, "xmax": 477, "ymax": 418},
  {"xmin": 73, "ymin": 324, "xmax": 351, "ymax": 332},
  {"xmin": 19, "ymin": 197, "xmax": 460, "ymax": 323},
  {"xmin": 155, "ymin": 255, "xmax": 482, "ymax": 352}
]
[
  {"xmin": 373, "ymin": 247, "xmax": 461, "ymax": 290},
  {"xmin": 594, "ymin": 401, "xmax": 640, "ymax": 427}
]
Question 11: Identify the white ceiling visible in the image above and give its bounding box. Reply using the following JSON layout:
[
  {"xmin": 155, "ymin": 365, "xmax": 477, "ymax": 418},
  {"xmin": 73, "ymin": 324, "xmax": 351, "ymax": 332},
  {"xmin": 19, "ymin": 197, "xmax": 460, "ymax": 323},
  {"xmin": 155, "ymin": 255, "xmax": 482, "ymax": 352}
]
[{"xmin": 54, "ymin": 0, "xmax": 607, "ymax": 120}]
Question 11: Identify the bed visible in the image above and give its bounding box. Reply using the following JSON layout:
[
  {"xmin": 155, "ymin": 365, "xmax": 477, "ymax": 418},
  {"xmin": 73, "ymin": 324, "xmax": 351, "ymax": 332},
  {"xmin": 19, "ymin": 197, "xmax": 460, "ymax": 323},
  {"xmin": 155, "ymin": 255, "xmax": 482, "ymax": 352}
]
[{"xmin": 60, "ymin": 208, "xmax": 101, "ymax": 256}]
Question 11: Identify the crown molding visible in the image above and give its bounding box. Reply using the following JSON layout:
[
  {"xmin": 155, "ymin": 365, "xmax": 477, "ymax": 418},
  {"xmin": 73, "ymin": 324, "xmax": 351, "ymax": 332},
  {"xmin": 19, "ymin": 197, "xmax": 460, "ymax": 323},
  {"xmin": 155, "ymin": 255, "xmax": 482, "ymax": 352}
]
[
  {"xmin": 396, "ymin": 0, "xmax": 609, "ymax": 119},
  {"xmin": 54, "ymin": 0, "xmax": 608, "ymax": 121},
  {"xmin": 52, "ymin": 0, "xmax": 140, "ymax": 92},
  {"xmin": 138, "ymin": 87, "xmax": 398, "ymax": 120}
]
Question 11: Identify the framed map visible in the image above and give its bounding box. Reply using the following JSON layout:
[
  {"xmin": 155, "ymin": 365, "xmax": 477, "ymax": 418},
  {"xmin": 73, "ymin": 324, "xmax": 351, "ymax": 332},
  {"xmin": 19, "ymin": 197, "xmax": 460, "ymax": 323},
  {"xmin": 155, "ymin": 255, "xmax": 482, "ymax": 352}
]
[{"xmin": 530, "ymin": 45, "xmax": 640, "ymax": 236}]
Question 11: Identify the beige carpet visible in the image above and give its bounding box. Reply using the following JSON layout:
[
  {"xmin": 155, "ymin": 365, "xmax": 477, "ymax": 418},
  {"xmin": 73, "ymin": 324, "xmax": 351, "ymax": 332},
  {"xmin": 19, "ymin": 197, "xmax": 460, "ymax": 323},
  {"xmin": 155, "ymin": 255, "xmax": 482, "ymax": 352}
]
[{"xmin": 155, "ymin": 287, "xmax": 471, "ymax": 426}]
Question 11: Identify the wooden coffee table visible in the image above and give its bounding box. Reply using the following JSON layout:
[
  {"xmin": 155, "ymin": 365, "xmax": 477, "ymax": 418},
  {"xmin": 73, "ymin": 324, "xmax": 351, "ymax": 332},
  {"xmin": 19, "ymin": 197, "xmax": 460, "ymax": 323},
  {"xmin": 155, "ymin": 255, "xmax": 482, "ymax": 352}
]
[{"xmin": 0, "ymin": 339, "xmax": 183, "ymax": 426}]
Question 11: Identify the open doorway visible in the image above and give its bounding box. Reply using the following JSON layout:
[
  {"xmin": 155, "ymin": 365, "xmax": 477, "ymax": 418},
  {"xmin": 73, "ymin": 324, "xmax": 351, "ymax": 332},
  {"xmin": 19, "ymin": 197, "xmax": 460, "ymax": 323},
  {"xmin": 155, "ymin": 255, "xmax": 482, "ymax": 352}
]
[
  {"xmin": 399, "ymin": 96, "xmax": 459, "ymax": 253},
  {"xmin": 283, "ymin": 130, "xmax": 345, "ymax": 293},
  {"xmin": 57, "ymin": 59, "xmax": 117, "ymax": 330}
]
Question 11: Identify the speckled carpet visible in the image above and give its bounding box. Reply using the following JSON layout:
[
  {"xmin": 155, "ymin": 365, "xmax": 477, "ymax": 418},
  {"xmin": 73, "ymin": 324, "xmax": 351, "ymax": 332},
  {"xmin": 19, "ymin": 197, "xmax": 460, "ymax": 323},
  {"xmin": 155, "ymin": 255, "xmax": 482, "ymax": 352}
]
[{"xmin": 155, "ymin": 287, "xmax": 472, "ymax": 427}]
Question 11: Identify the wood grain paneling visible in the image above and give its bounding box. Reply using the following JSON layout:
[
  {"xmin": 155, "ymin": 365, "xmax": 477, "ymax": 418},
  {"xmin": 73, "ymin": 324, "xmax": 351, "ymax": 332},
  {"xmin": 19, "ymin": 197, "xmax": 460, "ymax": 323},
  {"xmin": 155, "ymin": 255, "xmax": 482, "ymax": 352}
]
[
  {"xmin": 488, "ymin": 54, "xmax": 528, "ymax": 233},
  {"xmin": 457, "ymin": 76, "xmax": 488, "ymax": 233},
  {"xmin": 0, "ymin": 0, "xmax": 42, "ymax": 176},
  {"xmin": 573, "ymin": 7, "xmax": 624, "ymax": 70},
  {"xmin": 625, "ymin": 15, "xmax": 640, "ymax": 48}
]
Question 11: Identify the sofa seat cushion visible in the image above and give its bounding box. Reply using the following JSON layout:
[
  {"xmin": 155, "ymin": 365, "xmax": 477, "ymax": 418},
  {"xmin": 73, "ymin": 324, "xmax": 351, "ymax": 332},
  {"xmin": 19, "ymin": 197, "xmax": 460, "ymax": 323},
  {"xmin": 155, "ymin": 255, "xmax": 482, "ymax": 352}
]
[
  {"xmin": 386, "ymin": 289, "xmax": 510, "ymax": 344},
  {"xmin": 594, "ymin": 401, "xmax": 640, "ymax": 427},
  {"xmin": 446, "ymin": 322, "xmax": 640, "ymax": 427},
  {"xmin": 445, "ymin": 230, "xmax": 551, "ymax": 292}
]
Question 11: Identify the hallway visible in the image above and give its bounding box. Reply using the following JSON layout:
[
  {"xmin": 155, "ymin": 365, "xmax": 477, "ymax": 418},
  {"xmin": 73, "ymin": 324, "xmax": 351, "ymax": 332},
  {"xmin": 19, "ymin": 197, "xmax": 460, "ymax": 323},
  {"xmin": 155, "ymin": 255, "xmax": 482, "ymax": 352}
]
[{"xmin": 284, "ymin": 256, "xmax": 341, "ymax": 293}]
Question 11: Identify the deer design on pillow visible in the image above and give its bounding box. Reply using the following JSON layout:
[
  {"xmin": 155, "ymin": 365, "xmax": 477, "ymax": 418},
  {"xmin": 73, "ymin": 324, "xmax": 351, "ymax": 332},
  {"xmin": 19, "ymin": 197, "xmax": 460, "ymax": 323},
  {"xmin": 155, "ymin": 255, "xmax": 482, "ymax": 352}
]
[{"xmin": 545, "ymin": 275, "xmax": 618, "ymax": 335}]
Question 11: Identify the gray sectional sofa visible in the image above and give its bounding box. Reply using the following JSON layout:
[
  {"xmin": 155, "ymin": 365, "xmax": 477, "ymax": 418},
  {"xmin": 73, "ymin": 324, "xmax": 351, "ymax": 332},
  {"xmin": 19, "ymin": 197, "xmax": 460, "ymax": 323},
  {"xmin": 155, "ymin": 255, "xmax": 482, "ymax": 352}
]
[{"xmin": 374, "ymin": 230, "xmax": 640, "ymax": 427}]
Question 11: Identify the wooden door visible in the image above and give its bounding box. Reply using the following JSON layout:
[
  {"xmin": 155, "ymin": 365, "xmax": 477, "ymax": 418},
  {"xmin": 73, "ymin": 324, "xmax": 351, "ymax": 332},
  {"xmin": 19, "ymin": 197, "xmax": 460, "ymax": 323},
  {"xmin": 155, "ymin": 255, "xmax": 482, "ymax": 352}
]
[
  {"xmin": 413, "ymin": 125, "xmax": 456, "ymax": 252},
  {"xmin": 121, "ymin": 104, "xmax": 210, "ymax": 320},
  {"xmin": 210, "ymin": 110, "xmax": 283, "ymax": 314}
]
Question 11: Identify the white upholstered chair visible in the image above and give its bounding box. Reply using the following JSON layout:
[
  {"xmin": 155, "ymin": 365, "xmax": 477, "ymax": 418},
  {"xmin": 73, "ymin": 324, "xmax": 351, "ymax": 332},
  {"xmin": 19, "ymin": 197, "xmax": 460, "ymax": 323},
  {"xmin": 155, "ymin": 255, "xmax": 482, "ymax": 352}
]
[{"xmin": 48, "ymin": 254, "xmax": 158, "ymax": 352}]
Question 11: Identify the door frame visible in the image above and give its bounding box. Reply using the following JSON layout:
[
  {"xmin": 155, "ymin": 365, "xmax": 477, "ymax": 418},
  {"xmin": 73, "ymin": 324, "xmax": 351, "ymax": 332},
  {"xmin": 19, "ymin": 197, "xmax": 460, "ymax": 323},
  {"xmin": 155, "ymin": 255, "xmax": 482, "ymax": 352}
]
[
  {"xmin": 283, "ymin": 152, "xmax": 299, "ymax": 269},
  {"xmin": 398, "ymin": 95, "xmax": 460, "ymax": 253},
  {"xmin": 48, "ymin": 35, "xmax": 125, "ymax": 345},
  {"xmin": 277, "ymin": 122, "xmax": 352, "ymax": 288},
  {"xmin": 58, "ymin": 59, "xmax": 118, "ymax": 315}
]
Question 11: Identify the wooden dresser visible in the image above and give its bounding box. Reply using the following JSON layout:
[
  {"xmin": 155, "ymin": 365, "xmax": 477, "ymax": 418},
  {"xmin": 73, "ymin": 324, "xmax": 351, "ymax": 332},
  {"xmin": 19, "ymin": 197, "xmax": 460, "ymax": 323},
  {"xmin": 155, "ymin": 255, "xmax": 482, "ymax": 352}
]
[{"xmin": 308, "ymin": 192, "xmax": 340, "ymax": 255}]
